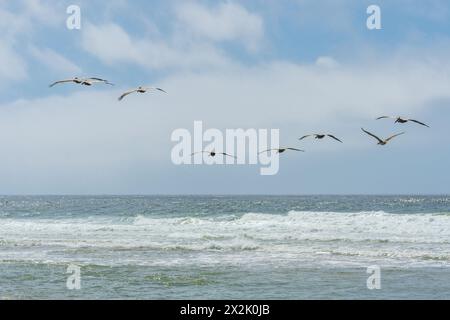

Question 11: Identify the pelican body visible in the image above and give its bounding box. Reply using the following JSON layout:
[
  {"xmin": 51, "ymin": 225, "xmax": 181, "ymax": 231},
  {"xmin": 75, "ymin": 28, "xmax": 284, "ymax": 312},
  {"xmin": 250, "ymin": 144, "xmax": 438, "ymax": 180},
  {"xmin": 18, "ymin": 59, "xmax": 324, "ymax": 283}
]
[
  {"xmin": 259, "ymin": 147, "xmax": 305, "ymax": 154},
  {"xmin": 191, "ymin": 150, "xmax": 236, "ymax": 159},
  {"xmin": 49, "ymin": 77, "xmax": 113, "ymax": 87},
  {"xmin": 299, "ymin": 134, "xmax": 343, "ymax": 143},
  {"xmin": 361, "ymin": 128, "xmax": 405, "ymax": 146},
  {"xmin": 118, "ymin": 86, "xmax": 167, "ymax": 101},
  {"xmin": 376, "ymin": 116, "xmax": 429, "ymax": 128},
  {"xmin": 395, "ymin": 117, "xmax": 408, "ymax": 124}
]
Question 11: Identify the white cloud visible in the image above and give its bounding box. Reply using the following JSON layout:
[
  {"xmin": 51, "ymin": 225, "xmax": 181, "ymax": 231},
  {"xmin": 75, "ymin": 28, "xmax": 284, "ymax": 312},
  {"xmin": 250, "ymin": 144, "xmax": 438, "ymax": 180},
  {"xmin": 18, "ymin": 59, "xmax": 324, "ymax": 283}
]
[
  {"xmin": 156, "ymin": 58, "xmax": 450, "ymax": 133},
  {"xmin": 29, "ymin": 46, "xmax": 82, "ymax": 75},
  {"xmin": 315, "ymin": 56, "xmax": 339, "ymax": 68},
  {"xmin": 0, "ymin": 1, "xmax": 449, "ymax": 193},
  {"xmin": 21, "ymin": 0, "xmax": 62, "ymax": 26},
  {"xmin": 0, "ymin": 43, "xmax": 27, "ymax": 81},
  {"xmin": 80, "ymin": 2, "xmax": 265, "ymax": 70},
  {"xmin": 0, "ymin": 6, "xmax": 28, "ymax": 83},
  {"xmin": 0, "ymin": 0, "xmax": 63, "ymax": 85},
  {"xmin": 175, "ymin": 2, "xmax": 264, "ymax": 51},
  {"xmin": 0, "ymin": 0, "xmax": 61, "ymax": 39},
  {"xmin": 81, "ymin": 22, "xmax": 230, "ymax": 70},
  {"xmin": 1, "ymin": 52, "xmax": 449, "ymax": 192}
]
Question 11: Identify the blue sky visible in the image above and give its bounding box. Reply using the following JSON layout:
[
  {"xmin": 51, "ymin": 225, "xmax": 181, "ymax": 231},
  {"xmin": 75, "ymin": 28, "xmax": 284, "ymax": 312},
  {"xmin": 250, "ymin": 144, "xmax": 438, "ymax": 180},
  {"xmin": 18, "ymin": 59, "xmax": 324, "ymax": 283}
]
[{"xmin": 0, "ymin": 0, "xmax": 449, "ymax": 194}]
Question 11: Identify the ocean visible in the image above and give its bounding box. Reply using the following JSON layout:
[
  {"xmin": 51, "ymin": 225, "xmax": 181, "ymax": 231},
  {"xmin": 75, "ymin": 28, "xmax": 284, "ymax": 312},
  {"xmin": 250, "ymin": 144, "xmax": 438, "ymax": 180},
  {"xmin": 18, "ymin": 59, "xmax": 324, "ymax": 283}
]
[{"xmin": 0, "ymin": 195, "xmax": 449, "ymax": 299}]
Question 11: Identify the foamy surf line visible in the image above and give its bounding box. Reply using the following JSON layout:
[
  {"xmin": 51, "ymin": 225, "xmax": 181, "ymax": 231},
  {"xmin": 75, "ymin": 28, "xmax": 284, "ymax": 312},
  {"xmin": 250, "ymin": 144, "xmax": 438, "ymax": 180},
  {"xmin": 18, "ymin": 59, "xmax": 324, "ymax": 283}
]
[
  {"xmin": 1, "ymin": 210, "xmax": 449, "ymax": 242},
  {"xmin": 0, "ymin": 210, "xmax": 449, "ymax": 268}
]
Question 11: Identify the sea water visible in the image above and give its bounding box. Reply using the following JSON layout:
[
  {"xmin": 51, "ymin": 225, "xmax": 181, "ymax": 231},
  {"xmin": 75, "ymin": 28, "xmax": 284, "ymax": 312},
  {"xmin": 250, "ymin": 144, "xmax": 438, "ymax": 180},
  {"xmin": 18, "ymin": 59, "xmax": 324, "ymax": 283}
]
[{"xmin": 0, "ymin": 195, "xmax": 449, "ymax": 299}]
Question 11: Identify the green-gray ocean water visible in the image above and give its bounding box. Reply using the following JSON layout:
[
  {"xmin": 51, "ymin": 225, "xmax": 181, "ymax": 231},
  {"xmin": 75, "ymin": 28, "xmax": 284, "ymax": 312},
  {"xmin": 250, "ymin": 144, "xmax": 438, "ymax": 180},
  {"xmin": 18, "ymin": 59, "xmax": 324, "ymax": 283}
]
[{"xmin": 0, "ymin": 195, "xmax": 449, "ymax": 299}]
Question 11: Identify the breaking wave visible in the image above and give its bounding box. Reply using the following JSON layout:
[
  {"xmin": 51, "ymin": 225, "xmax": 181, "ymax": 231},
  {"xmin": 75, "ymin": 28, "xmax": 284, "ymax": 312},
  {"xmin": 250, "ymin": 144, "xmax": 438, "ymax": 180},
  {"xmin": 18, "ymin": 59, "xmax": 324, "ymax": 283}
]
[{"xmin": 0, "ymin": 210, "xmax": 449, "ymax": 267}]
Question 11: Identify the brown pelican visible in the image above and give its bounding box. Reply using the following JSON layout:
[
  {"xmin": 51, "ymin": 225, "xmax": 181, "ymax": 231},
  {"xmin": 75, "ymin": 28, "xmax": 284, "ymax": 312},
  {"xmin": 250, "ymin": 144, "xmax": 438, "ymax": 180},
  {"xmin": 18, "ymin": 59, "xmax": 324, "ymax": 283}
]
[
  {"xmin": 49, "ymin": 77, "xmax": 113, "ymax": 87},
  {"xmin": 191, "ymin": 150, "xmax": 236, "ymax": 159},
  {"xmin": 118, "ymin": 86, "xmax": 167, "ymax": 101},
  {"xmin": 82, "ymin": 77, "xmax": 114, "ymax": 86},
  {"xmin": 259, "ymin": 147, "xmax": 305, "ymax": 154},
  {"xmin": 299, "ymin": 134, "xmax": 343, "ymax": 143},
  {"xmin": 376, "ymin": 116, "xmax": 429, "ymax": 128},
  {"xmin": 361, "ymin": 128, "xmax": 405, "ymax": 145},
  {"xmin": 49, "ymin": 77, "xmax": 84, "ymax": 87}
]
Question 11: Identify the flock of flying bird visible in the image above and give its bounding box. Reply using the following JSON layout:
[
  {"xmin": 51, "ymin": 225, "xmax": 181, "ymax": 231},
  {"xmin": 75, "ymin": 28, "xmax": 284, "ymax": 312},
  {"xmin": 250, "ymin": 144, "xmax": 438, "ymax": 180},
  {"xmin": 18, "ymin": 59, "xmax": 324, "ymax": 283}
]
[
  {"xmin": 256, "ymin": 116, "xmax": 429, "ymax": 157},
  {"xmin": 49, "ymin": 76, "xmax": 167, "ymax": 101},
  {"xmin": 49, "ymin": 75, "xmax": 430, "ymax": 159}
]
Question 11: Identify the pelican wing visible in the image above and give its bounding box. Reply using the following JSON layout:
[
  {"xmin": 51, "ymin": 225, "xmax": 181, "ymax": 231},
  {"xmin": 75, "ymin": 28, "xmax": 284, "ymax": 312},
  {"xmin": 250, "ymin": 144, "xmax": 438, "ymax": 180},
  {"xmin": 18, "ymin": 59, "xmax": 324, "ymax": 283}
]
[
  {"xmin": 376, "ymin": 116, "xmax": 395, "ymax": 120},
  {"xmin": 87, "ymin": 77, "xmax": 114, "ymax": 85},
  {"xmin": 220, "ymin": 153, "xmax": 237, "ymax": 159},
  {"xmin": 155, "ymin": 87, "xmax": 167, "ymax": 93},
  {"xmin": 190, "ymin": 151, "xmax": 209, "ymax": 156},
  {"xmin": 361, "ymin": 128, "xmax": 383, "ymax": 143},
  {"xmin": 385, "ymin": 132, "xmax": 405, "ymax": 142},
  {"xmin": 408, "ymin": 119, "xmax": 429, "ymax": 128},
  {"xmin": 118, "ymin": 89, "xmax": 138, "ymax": 101},
  {"xmin": 49, "ymin": 79, "xmax": 75, "ymax": 87},
  {"xmin": 327, "ymin": 134, "xmax": 343, "ymax": 143},
  {"xmin": 299, "ymin": 135, "xmax": 312, "ymax": 141},
  {"xmin": 88, "ymin": 77, "xmax": 107, "ymax": 81},
  {"xmin": 286, "ymin": 148, "xmax": 305, "ymax": 152},
  {"xmin": 141, "ymin": 87, "xmax": 167, "ymax": 93},
  {"xmin": 258, "ymin": 149, "xmax": 277, "ymax": 154}
]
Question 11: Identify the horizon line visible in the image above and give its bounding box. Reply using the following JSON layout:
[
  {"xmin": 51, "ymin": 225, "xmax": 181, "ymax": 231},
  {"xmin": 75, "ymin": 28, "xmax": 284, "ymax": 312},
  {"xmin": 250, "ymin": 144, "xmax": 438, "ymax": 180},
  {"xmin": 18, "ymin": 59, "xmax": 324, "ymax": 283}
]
[{"xmin": 0, "ymin": 193, "xmax": 448, "ymax": 197}]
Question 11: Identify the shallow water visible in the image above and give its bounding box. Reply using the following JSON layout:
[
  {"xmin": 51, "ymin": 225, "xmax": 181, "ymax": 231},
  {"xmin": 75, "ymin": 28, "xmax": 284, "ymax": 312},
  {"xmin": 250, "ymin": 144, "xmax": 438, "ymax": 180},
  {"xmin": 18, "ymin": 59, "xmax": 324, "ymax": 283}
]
[{"xmin": 0, "ymin": 195, "xmax": 449, "ymax": 299}]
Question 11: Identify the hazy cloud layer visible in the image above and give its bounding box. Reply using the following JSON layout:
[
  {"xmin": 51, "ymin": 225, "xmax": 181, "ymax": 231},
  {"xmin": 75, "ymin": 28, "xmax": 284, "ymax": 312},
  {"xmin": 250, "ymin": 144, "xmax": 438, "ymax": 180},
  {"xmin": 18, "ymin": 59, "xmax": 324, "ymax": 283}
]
[
  {"xmin": 175, "ymin": 2, "xmax": 264, "ymax": 50},
  {"xmin": 0, "ymin": 1, "xmax": 449, "ymax": 194}
]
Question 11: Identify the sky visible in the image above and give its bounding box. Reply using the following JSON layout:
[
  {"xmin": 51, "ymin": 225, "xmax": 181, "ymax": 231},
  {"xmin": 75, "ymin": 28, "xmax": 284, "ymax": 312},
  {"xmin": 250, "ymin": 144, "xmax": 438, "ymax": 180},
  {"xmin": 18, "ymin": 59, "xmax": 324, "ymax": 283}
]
[{"xmin": 0, "ymin": 0, "xmax": 449, "ymax": 195}]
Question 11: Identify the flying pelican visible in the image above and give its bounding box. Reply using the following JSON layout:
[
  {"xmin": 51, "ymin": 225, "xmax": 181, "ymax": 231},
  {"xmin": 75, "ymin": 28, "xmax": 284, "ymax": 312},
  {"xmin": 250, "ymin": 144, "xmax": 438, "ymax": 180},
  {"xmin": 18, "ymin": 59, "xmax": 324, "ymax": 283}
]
[
  {"xmin": 376, "ymin": 116, "xmax": 429, "ymax": 128},
  {"xmin": 299, "ymin": 134, "xmax": 343, "ymax": 143},
  {"xmin": 49, "ymin": 77, "xmax": 113, "ymax": 87},
  {"xmin": 82, "ymin": 77, "xmax": 114, "ymax": 86},
  {"xmin": 118, "ymin": 86, "xmax": 167, "ymax": 101},
  {"xmin": 361, "ymin": 128, "xmax": 405, "ymax": 145},
  {"xmin": 49, "ymin": 77, "xmax": 84, "ymax": 87},
  {"xmin": 191, "ymin": 150, "xmax": 236, "ymax": 159},
  {"xmin": 259, "ymin": 147, "xmax": 305, "ymax": 154}
]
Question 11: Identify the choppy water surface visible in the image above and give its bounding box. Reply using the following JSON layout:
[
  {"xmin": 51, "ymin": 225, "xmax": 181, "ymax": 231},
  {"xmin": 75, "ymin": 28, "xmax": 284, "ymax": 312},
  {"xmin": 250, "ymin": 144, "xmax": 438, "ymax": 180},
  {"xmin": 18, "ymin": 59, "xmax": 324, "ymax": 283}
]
[{"xmin": 0, "ymin": 195, "xmax": 449, "ymax": 299}]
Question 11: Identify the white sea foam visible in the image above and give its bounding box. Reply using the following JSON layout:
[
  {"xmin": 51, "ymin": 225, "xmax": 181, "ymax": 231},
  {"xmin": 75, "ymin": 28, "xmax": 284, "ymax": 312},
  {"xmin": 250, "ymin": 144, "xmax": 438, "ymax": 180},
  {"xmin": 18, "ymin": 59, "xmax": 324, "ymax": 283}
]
[{"xmin": 0, "ymin": 211, "xmax": 449, "ymax": 267}]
